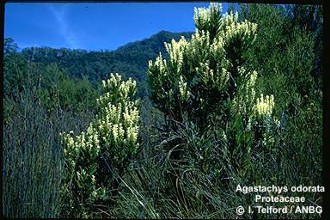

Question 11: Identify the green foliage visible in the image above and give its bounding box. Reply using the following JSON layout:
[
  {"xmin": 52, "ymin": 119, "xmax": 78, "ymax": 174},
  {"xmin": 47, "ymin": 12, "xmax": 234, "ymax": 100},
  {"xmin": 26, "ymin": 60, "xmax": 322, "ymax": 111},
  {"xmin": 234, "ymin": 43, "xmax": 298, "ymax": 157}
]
[
  {"xmin": 239, "ymin": 3, "xmax": 320, "ymax": 105},
  {"xmin": 60, "ymin": 73, "xmax": 140, "ymax": 218},
  {"xmin": 4, "ymin": 49, "xmax": 100, "ymax": 114},
  {"xmin": 55, "ymin": 75, "xmax": 100, "ymax": 113}
]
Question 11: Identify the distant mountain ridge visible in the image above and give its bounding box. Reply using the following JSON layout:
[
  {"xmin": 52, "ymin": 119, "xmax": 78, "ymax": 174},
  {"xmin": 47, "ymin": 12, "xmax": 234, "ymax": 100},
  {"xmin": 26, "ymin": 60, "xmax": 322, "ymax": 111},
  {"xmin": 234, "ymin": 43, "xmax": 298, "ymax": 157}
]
[{"xmin": 19, "ymin": 30, "xmax": 193, "ymax": 96}]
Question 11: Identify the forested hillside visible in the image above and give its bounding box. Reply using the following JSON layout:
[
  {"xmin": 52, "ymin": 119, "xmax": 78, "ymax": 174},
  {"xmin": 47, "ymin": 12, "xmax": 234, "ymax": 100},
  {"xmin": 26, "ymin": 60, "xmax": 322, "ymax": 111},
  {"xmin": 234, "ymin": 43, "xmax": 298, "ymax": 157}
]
[
  {"xmin": 3, "ymin": 3, "xmax": 323, "ymax": 219},
  {"xmin": 10, "ymin": 31, "xmax": 192, "ymax": 96}
]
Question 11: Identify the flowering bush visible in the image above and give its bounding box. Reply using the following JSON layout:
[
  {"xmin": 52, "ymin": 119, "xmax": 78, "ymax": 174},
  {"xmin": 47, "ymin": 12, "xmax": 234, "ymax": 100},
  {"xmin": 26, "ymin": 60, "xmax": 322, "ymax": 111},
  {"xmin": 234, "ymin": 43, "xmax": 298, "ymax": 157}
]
[
  {"xmin": 147, "ymin": 3, "xmax": 283, "ymax": 187},
  {"xmin": 148, "ymin": 3, "xmax": 258, "ymax": 131},
  {"xmin": 60, "ymin": 73, "xmax": 140, "ymax": 218}
]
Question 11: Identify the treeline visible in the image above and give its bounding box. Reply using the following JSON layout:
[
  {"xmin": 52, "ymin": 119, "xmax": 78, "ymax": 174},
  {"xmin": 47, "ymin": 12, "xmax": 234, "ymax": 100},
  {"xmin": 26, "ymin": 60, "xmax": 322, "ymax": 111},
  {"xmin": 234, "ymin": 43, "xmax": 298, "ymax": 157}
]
[{"xmin": 3, "ymin": 3, "xmax": 323, "ymax": 218}]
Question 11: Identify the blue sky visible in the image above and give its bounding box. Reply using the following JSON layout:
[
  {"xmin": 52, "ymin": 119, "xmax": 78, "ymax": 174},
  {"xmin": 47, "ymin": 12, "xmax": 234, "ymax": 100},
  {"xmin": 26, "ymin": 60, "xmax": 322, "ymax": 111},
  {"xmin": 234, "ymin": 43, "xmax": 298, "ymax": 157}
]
[{"xmin": 4, "ymin": 2, "xmax": 229, "ymax": 51}]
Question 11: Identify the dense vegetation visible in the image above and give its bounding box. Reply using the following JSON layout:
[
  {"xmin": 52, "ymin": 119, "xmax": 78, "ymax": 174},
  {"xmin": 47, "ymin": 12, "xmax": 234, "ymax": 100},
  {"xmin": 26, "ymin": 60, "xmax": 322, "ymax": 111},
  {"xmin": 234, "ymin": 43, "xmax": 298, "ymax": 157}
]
[{"xmin": 3, "ymin": 3, "xmax": 323, "ymax": 219}]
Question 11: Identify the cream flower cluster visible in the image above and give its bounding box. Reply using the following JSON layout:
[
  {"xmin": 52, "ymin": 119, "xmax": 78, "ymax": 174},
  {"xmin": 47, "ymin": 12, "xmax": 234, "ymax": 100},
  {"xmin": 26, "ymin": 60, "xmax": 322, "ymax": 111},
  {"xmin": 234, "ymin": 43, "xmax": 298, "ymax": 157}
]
[
  {"xmin": 99, "ymin": 73, "xmax": 136, "ymax": 104},
  {"xmin": 251, "ymin": 93, "xmax": 280, "ymax": 147},
  {"xmin": 193, "ymin": 3, "xmax": 222, "ymax": 25},
  {"xmin": 149, "ymin": 36, "xmax": 187, "ymax": 79},
  {"xmin": 61, "ymin": 124, "xmax": 100, "ymax": 166},
  {"xmin": 194, "ymin": 3, "xmax": 257, "ymax": 44},
  {"xmin": 148, "ymin": 53, "xmax": 167, "ymax": 76},
  {"xmin": 221, "ymin": 11, "xmax": 257, "ymax": 42},
  {"xmin": 210, "ymin": 36, "xmax": 225, "ymax": 59},
  {"xmin": 255, "ymin": 94, "xmax": 275, "ymax": 117},
  {"xmin": 221, "ymin": 11, "xmax": 239, "ymax": 27},
  {"xmin": 97, "ymin": 103, "xmax": 139, "ymax": 145},
  {"xmin": 195, "ymin": 60, "xmax": 210, "ymax": 77},
  {"xmin": 147, "ymin": 2, "xmax": 259, "ymax": 130},
  {"xmin": 228, "ymin": 69, "xmax": 259, "ymax": 135},
  {"xmin": 148, "ymin": 37, "xmax": 190, "ymax": 103},
  {"xmin": 97, "ymin": 74, "xmax": 140, "ymax": 146},
  {"xmin": 246, "ymin": 71, "xmax": 258, "ymax": 90},
  {"xmin": 245, "ymin": 70, "xmax": 258, "ymax": 102},
  {"xmin": 190, "ymin": 30, "xmax": 211, "ymax": 54},
  {"xmin": 195, "ymin": 59, "xmax": 229, "ymax": 93},
  {"xmin": 178, "ymin": 75, "xmax": 190, "ymax": 101},
  {"xmin": 164, "ymin": 36, "xmax": 188, "ymax": 72}
]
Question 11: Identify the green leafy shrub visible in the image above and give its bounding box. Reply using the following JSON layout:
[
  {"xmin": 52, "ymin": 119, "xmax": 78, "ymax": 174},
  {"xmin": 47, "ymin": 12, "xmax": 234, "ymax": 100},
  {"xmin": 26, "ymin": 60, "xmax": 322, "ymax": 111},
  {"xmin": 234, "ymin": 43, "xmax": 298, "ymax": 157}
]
[{"xmin": 60, "ymin": 73, "xmax": 140, "ymax": 218}]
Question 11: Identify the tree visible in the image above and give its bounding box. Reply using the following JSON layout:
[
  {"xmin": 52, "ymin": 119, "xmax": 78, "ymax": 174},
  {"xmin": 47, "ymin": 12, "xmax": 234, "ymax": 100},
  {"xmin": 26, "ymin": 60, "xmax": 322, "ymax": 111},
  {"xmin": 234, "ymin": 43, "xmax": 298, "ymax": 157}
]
[{"xmin": 4, "ymin": 38, "xmax": 18, "ymax": 55}]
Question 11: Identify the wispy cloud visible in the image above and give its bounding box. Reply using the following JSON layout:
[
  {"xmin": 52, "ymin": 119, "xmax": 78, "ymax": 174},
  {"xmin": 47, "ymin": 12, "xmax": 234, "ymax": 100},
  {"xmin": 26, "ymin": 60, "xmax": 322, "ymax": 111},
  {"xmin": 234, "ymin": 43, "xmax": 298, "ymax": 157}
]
[{"xmin": 47, "ymin": 3, "xmax": 81, "ymax": 48}]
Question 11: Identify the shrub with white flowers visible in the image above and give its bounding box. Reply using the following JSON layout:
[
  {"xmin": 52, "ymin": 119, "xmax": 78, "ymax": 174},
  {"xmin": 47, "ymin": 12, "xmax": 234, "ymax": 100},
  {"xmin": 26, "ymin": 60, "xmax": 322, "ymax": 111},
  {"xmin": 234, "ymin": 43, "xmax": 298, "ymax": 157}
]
[
  {"xmin": 60, "ymin": 73, "xmax": 140, "ymax": 218},
  {"xmin": 147, "ymin": 3, "xmax": 281, "ymax": 177},
  {"xmin": 252, "ymin": 93, "xmax": 279, "ymax": 148},
  {"xmin": 148, "ymin": 3, "xmax": 258, "ymax": 131}
]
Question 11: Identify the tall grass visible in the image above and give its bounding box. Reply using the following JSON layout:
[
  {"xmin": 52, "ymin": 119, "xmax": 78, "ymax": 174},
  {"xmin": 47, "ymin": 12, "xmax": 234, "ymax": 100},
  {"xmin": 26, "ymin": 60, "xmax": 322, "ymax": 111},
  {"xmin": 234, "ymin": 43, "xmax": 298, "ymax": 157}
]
[
  {"xmin": 3, "ymin": 95, "xmax": 61, "ymax": 217},
  {"xmin": 3, "ymin": 67, "xmax": 94, "ymax": 218}
]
